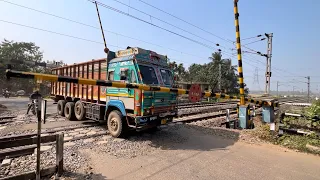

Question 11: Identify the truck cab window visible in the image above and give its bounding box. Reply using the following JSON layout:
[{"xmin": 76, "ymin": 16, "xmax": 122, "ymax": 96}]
[
  {"xmin": 138, "ymin": 65, "xmax": 158, "ymax": 85},
  {"xmin": 160, "ymin": 69, "xmax": 173, "ymax": 85},
  {"xmin": 131, "ymin": 70, "xmax": 137, "ymax": 83},
  {"xmin": 108, "ymin": 71, "xmax": 114, "ymax": 80},
  {"xmin": 120, "ymin": 70, "xmax": 128, "ymax": 81}
]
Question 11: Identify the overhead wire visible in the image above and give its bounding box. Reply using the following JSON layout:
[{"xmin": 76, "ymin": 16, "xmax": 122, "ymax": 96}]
[
  {"xmin": 241, "ymin": 34, "xmax": 262, "ymax": 41},
  {"xmin": 2, "ymin": 0, "xmax": 280, "ymax": 78},
  {"xmin": 0, "ymin": 19, "xmax": 295, "ymax": 89},
  {"xmin": 136, "ymin": 0, "xmax": 308, "ymax": 79},
  {"xmin": 109, "ymin": 0, "xmax": 227, "ymax": 51},
  {"xmin": 242, "ymin": 38, "xmax": 266, "ymax": 46},
  {"xmin": 89, "ymin": 0, "xmax": 223, "ymax": 53},
  {"xmin": 0, "ymin": 0, "xmax": 206, "ymax": 64},
  {"xmin": 0, "ymin": 19, "xmax": 120, "ymax": 47},
  {"xmin": 137, "ymin": 0, "xmax": 234, "ymax": 44},
  {"xmin": 90, "ymin": 0, "xmax": 270, "ymax": 71},
  {"xmin": 0, "ymin": 19, "xmax": 192, "ymax": 65},
  {"xmin": 1, "ymin": 0, "xmax": 307, "ymax": 85}
]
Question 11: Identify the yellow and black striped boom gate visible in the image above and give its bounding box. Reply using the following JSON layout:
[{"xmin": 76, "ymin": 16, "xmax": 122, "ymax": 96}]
[{"xmin": 5, "ymin": 69, "xmax": 278, "ymax": 107}]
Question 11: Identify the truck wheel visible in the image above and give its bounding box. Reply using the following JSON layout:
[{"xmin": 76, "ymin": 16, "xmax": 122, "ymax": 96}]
[
  {"xmin": 64, "ymin": 102, "xmax": 75, "ymax": 120},
  {"xmin": 57, "ymin": 100, "xmax": 66, "ymax": 116},
  {"xmin": 107, "ymin": 110, "xmax": 126, "ymax": 138},
  {"xmin": 74, "ymin": 101, "xmax": 86, "ymax": 120}
]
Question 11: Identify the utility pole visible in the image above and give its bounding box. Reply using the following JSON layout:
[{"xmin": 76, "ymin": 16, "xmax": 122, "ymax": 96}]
[
  {"xmin": 277, "ymin": 81, "xmax": 279, "ymax": 97},
  {"xmin": 292, "ymin": 86, "xmax": 295, "ymax": 96},
  {"xmin": 253, "ymin": 67, "xmax": 261, "ymax": 93},
  {"xmin": 307, "ymin": 76, "xmax": 310, "ymax": 102},
  {"xmin": 218, "ymin": 63, "xmax": 221, "ymax": 91},
  {"xmin": 264, "ymin": 33, "xmax": 273, "ymax": 95}
]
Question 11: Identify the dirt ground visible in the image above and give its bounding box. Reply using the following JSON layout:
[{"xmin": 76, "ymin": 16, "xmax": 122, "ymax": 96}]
[
  {"xmin": 1, "ymin": 98, "xmax": 320, "ymax": 180},
  {"xmin": 80, "ymin": 125, "xmax": 320, "ymax": 180}
]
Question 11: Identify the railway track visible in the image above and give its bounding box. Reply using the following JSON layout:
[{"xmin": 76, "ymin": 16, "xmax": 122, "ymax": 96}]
[
  {"xmin": 177, "ymin": 101, "xmax": 238, "ymax": 109},
  {"xmin": 178, "ymin": 104, "xmax": 237, "ymax": 117},
  {"xmin": 278, "ymin": 97, "xmax": 311, "ymax": 106}
]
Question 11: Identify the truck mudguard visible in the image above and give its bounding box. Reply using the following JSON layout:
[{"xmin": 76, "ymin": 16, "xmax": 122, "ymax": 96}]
[{"xmin": 106, "ymin": 100, "xmax": 127, "ymax": 116}]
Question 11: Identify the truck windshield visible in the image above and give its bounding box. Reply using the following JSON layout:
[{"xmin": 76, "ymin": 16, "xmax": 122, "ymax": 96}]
[
  {"xmin": 138, "ymin": 65, "xmax": 159, "ymax": 85},
  {"xmin": 160, "ymin": 69, "xmax": 173, "ymax": 85}
]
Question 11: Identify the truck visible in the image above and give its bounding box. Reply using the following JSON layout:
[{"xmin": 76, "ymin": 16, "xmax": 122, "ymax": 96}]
[{"xmin": 50, "ymin": 47, "xmax": 178, "ymax": 137}]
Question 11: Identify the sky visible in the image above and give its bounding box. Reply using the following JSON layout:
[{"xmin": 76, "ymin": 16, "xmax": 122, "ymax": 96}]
[{"xmin": 0, "ymin": 0, "xmax": 319, "ymax": 93}]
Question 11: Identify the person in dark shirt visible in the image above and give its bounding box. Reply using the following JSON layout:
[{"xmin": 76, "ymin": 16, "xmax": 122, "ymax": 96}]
[{"xmin": 26, "ymin": 91, "xmax": 42, "ymax": 115}]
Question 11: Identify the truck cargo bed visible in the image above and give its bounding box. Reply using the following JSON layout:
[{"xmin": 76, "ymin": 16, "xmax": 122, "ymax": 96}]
[{"xmin": 51, "ymin": 58, "xmax": 107, "ymax": 103}]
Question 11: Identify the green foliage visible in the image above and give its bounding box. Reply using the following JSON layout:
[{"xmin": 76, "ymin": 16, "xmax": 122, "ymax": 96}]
[
  {"xmin": 169, "ymin": 51, "xmax": 249, "ymax": 95},
  {"xmin": 0, "ymin": 39, "xmax": 51, "ymax": 95},
  {"xmin": 305, "ymin": 100, "xmax": 320, "ymax": 117},
  {"xmin": 275, "ymin": 134, "xmax": 320, "ymax": 154}
]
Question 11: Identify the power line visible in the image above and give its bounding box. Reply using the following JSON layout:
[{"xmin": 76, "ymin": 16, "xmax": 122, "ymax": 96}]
[
  {"xmin": 137, "ymin": 0, "xmax": 233, "ymax": 44},
  {"xmin": 90, "ymin": 0, "xmax": 224, "ymax": 53},
  {"xmin": 97, "ymin": 0, "xmax": 306, "ymax": 81},
  {"xmin": 0, "ymin": 0, "xmax": 209, "ymax": 63},
  {"xmin": 242, "ymin": 38, "xmax": 266, "ymax": 46},
  {"xmin": 91, "ymin": 0, "xmax": 270, "ymax": 69},
  {"xmin": 2, "ymin": 0, "xmax": 307, "ymax": 81},
  {"xmin": 109, "ymin": 0, "xmax": 226, "ymax": 51},
  {"xmin": 0, "ymin": 17, "xmax": 290, "ymax": 84},
  {"xmin": 0, "ymin": 19, "xmax": 198, "ymax": 66},
  {"xmin": 241, "ymin": 34, "xmax": 262, "ymax": 41},
  {"xmin": 0, "ymin": 19, "xmax": 120, "ymax": 47},
  {"xmin": 134, "ymin": 0, "xmax": 308, "ymax": 79}
]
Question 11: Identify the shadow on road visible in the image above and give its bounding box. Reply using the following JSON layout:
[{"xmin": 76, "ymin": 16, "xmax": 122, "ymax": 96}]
[
  {"xmin": 43, "ymin": 170, "xmax": 108, "ymax": 180},
  {"xmin": 127, "ymin": 124, "xmax": 239, "ymax": 151}
]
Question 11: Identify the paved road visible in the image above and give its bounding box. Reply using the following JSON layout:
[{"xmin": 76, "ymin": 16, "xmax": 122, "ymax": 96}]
[
  {"xmin": 84, "ymin": 127, "xmax": 320, "ymax": 180},
  {"xmin": 0, "ymin": 97, "xmax": 56, "ymax": 114}
]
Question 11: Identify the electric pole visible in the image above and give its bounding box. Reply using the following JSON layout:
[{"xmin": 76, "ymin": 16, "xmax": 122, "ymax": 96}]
[
  {"xmin": 253, "ymin": 67, "xmax": 261, "ymax": 93},
  {"xmin": 277, "ymin": 81, "xmax": 279, "ymax": 97},
  {"xmin": 292, "ymin": 86, "xmax": 295, "ymax": 96},
  {"xmin": 307, "ymin": 76, "xmax": 310, "ymax": 102},
  {"xmin": 218, "ymin": 63, "xmax": 221, "ymax": 91},
  {"xmin": 264, "ymin": 33, "xmax": 273, "ymax": 95}
]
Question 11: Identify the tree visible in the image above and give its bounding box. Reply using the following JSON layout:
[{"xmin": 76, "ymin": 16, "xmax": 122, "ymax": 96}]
[
  {"xmin": 168, "ymin": 61, "xmax": 188, "ymax": 81},
  {"xmin": 171, "ymin": 51, "xmax": 249, "ymax": 96},
  {"xmin": 0, "ymin": 39, "xmax": 49, "ymax": 94}
]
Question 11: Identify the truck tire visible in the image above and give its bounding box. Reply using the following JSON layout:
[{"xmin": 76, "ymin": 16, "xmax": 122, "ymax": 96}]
[
  {"xmin": 74, "ymin": 101, "xmax": 86, "ymax": 120},
  {"xmin": 57, "ymin": 100, "xmax": 66, "ymax": 116},
  {"xmin": 64, "ymin": 102, "xmax": 75, "ymax": 120},
  {"xmin": 107, "ymin": 110, "xmax": 126, "ymax": 138}
]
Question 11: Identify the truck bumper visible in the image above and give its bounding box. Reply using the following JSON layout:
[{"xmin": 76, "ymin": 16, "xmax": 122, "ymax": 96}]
[{"xmin": 134, "ymin": 112, "xmax": 176, "ymax": 131}]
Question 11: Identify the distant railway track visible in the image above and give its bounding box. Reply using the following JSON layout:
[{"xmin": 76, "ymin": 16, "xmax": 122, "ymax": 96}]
[
  {"xmin": 174, "ymin": 110, "xmax": 237, "ymax": 124},
  {"xmin": 178, "ymin": 104, "xmax": 237, "ymax": 117},
  {"xmin": 177, "ymin": 101, "xmax": 238, "ymax": 109}
]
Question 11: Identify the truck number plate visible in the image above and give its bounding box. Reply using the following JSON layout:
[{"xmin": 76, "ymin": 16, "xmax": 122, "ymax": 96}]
[{"xmin": 161, "ymin": 119, "xmax": 167, "ymax": 125}]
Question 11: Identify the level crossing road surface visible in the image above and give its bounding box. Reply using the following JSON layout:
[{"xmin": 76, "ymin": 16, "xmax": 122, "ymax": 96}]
[
  {"xmin": 83, "ymin": 128, "xmax": 320, "ymax": 180},
  {"xmin": 0, "ymin": 97, "xmax": 56, "ymax": 114},
  {"xmin": 1, "ymin": 97, "xmax": 320, "ymax": 180}
]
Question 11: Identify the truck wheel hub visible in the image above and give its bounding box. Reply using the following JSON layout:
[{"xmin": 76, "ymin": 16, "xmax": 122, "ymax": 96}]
[{"xmin": 110, "ymin": 118, "xmax": 118, "ymax": 131}]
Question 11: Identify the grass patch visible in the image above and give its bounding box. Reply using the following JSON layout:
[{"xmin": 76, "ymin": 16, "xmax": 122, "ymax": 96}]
[{"xmin": 275, "ymin": 134, "xmax": 320, "ymax": 154}]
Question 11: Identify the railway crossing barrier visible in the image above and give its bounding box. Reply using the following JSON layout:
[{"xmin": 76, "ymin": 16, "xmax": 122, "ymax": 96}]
[
  {"xmin": 5, "ymin": 68, "xmax": 279, "ymax": 107},
  {"xmin": 5, "ymin": 67, "xmax": 279, "ymax": 129}
]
